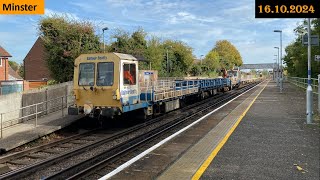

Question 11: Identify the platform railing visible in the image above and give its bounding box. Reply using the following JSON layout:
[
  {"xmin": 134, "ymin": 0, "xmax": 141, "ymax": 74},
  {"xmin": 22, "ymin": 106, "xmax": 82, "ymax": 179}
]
[
  {"xmin": 0, "ymin": 95, "xmax": 74, "ymax": 139},
  {"xmin": 287, "ymin": 77, "xmax": 319, "ymax": 94}
]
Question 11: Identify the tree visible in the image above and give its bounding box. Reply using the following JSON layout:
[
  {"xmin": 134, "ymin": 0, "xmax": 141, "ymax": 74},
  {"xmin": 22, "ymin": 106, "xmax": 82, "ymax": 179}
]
[
  {"xmin": 209, "ymin": 40, "xmax": 243, "ymax": 70},
  {"xmin": 162, "ymin": 40, "xmax": 195, "ymax": 77},
  {"xmin": 283, "ymin": 18, "xmax": 320, "ymax": 78},
  {"xmin": 190, "ymin": 64, "xmax": 202, "ymax": 76},
  {"xmin": 250, "ymin": 69, "xmax": 257, "ymax": 77},
  {"xmin": 39, "ymin": 15, "xmax": 101, "ymax": 82},
  {"xmin": 109, "ymin": 28, "xmax": 147, "ymax": 57},
  {"xmin": 144, "ymin": 36, "xmax": 165, "ymax": 73},
  {"xmin": 18, "ymin": 63, "xmax": 24, "ymax": 79},
  {"xmin": 8, "ymin": 61, "xmax": 19, "ymax": 71},
  {"xmin": 203, "ymin": 50, "xmax": 220, "ymax": 71}
]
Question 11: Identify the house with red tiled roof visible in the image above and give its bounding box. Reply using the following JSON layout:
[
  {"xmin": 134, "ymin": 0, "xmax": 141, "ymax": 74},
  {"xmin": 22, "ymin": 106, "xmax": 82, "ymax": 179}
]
[
  {"xmin": 0, "ymin": 45, "xmax": 12, "ymax": 81},
  {"xmin": 0, "ymin": 45, "xmax": 22, "ymax": 81}
]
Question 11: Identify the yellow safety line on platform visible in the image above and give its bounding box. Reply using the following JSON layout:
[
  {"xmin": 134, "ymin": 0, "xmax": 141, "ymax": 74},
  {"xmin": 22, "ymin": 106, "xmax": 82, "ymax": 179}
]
[{"xmin": 192, "ymin": 80, "xmax": 269, "ymax": 180}]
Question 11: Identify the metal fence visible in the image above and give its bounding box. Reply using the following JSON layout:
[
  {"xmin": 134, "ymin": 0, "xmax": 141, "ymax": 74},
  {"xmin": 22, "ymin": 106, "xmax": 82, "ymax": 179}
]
[
  {"xmin": 287, "ymin": 77, "xmax": 319, "ymax": 94},
  {"xmin": 0, "ymin": 95, "xmax": 74, "ymax": 138}
]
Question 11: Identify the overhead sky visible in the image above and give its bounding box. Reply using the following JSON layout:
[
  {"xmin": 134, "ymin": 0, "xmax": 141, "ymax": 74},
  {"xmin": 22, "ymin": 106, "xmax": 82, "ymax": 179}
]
[{"xmin": 0, "ymin": 0, "xmax": 302, "ymax": 64}]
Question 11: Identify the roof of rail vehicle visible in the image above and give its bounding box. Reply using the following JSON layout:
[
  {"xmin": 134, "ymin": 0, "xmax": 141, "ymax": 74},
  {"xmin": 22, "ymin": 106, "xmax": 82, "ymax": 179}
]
[
  {"xmin": 114, "ymin": 52, "xmax": 138, "ymax": 61},
  {"xmin": 75, "ymin": 52, "xmax": 139, "ymax": 62}
]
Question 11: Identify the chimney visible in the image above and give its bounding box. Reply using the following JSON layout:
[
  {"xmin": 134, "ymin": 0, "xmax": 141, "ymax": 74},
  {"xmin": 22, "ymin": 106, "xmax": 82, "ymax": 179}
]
[
  {"xmin": 0, "ymin": 58, "xmax": 9, "ymax": 81},
  {"xmin": 5, "ymin": 58, "xmax": 9, "ymax": 80}
]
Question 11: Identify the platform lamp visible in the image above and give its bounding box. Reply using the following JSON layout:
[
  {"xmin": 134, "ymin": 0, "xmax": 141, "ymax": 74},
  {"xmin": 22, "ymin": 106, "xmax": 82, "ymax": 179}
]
[
  {"xmin": 102, "ymin": 27, "xmax": 109, "ymax": 53},
  {"xmin": 306, "ymin": 18, "xmax": 313, "ymax": 124},
  {"xmin": 166, "ymin": 46, "xmax": 172, "ymax": 77},
  {"xmin": 274, "ymin": 30, "xmax": 283, "ymax": 92},
  {"xmin": 274, "ymin": 47, "xmax": 280, "ymax": 86}
]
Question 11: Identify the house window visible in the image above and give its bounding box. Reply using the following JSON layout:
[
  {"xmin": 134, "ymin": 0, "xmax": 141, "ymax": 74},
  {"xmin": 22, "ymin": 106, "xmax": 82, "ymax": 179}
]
[{"xmin": 0, "ymin": 58, "xmax": 2, "ymax": 67}]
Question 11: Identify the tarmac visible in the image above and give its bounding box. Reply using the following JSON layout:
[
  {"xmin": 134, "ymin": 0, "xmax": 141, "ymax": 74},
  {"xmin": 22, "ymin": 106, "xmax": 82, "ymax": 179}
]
[
  {"xmin": 200, "ymin": 81, "xmax": 319, "ymax": 180},
  {"xmin": 110, "ymin": 80, "xmax": 319, "ymax": 180},
  {"xmin": 0, "ymin": 108, "xmax": 84, "ymax": 152}
]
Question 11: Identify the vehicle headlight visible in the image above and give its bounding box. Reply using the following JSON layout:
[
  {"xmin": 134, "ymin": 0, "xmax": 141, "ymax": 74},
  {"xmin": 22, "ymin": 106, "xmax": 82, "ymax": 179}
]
[{"xmin": 83, "ymin": 103, "xmax": 93, "ymax": 114}]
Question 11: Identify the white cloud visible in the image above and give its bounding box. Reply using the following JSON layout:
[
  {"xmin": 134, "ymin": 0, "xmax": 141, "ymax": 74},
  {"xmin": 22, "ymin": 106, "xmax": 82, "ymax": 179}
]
[
  {"xmin": 167, "ymin": 11, "xmax": 220, "ymax": 24},
  {"xmin": 44, "ymin": 8, "xmax": 79, "ymax": 20}
]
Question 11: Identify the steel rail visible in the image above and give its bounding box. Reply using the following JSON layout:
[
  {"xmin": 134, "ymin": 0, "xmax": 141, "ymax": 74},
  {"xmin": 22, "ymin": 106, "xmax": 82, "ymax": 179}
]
[
  {"xmin": 0, "ymin": 82, "xmax": 259, "ymax": 179},
  {"xmin": 46, "ymin": 82, "xmax": 260, "ymax": 180}
]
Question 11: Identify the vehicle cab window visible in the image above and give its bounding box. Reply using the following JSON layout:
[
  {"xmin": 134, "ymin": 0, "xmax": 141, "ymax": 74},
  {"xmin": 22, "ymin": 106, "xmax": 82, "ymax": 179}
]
[
  {"xmin": 79, "ymin": 63, "xmax": 95, "ymax": 86},
  {"xmin": 97, "ymin": 62, "xmax": 114, "ymax": 86},
  {"xmin": 123, "ymin": 63, "xmax": 136, "ymax": 85}
]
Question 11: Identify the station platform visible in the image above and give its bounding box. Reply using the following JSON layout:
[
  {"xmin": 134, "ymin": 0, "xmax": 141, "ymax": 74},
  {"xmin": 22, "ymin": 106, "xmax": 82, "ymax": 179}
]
[
  {"xmin": 110, "ymin": 80, "xmax": 319, "ymax": 180},
  {"xmin": 0, "ymin": 109, "xmax": 84, "ymax": 152}
]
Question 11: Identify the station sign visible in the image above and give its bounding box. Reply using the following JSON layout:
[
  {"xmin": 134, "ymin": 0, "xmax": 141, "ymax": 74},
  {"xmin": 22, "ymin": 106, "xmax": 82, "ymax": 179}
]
[{"xmin": 302, "ymin": 34, "xmax": 319, "ymax": 46}]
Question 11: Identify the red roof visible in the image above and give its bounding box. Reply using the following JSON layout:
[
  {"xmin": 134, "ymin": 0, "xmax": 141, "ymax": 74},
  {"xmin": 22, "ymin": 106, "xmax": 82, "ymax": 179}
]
[
  {"xmin": 9, "ymin": 65, "xmax": 23, "ymax": 80},
  {"xmin": 0, "ymin": 45, "xmax": 12, "ymax": 57}
]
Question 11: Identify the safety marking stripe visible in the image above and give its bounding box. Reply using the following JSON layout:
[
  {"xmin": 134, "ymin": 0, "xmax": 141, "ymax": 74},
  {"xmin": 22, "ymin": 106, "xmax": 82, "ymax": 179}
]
[
  {"xmin": 98, "ymin": 81, "xmax": 264, "ymax": 180},
  {"xmin": 192, "ymin": 80, "xmax": 269, "ymax": 180}
]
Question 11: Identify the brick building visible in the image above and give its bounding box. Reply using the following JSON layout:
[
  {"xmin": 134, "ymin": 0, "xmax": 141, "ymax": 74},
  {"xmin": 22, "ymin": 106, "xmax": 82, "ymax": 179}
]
[
  {"xmin": 0, "ymin": 45, "xmax": 19, "ymax": 81},
  {"xmin": 0, "ymin": 46, "xmax": 11, "ymax": 81},
  {"xmin": 24, "ymin": 37, "xmax": 51, "ymax": 81}
]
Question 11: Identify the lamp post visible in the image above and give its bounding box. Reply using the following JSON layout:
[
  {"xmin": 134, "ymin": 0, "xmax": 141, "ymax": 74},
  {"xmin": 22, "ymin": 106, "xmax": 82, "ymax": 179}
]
[
  {"xmin": 274, "ymin": 30, "xmax": 283, "ymax": 92},
  {"xmin": 306, "ymin": 18, "xmax": 313, "ymax": 124},
  {"xmin": 274, "ymin": 55, "xmax": 278, "ymax": 83},
  {"xmin": 274, "ymin": 47, "xmax": 280, "ymax": 86},
  {"xmin": 273, "ymin": 59, "xmax": 277, "ymax": 80},
  {"xmin": 200, "ymin": 55, "xmax": 204, "ymax": 65},
  {"xmin": 166, "ymin": 46, "xmax": 172, "ymax": 77},
  {"xmin": 102, "ymin": 27, "xmax": 108, "ymax": 53}
]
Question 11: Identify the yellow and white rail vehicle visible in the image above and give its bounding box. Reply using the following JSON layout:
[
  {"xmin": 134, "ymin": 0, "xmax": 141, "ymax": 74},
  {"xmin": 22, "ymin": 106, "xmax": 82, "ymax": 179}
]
[{"xmin": 68, "ymin": 53, "xmax": 234, "ymax": 120}]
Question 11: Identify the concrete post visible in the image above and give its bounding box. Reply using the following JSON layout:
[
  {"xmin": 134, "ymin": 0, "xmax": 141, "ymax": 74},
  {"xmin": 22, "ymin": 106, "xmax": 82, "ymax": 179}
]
[{"xmin": 306, "ymin": 18, "xmax": 313, "ymax": 124}]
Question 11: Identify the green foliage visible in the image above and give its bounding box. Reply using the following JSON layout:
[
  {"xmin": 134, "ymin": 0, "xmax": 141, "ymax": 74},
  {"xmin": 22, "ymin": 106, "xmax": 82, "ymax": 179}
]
[
  {"xmin": 39, "ymin": 15, "xmax": 101, "ymax": 82},
  {"xmin": 261, "ymin": 69, "xmax": 269, "ymax": 76},
  {"xmin": 109, "ymin": 28, "xmax": 147, "ymax": 57},
  {"xmin": 203, "ymin": 50, "xmax": 220, "ymax": 71},
  {"xmin": 110, "ymin": 29, "xmax": 195, "ymax": 77},
  {"xmin": 144, "ymin": 36, "xmax": 165, "ymax": 73},
  {"xmin": 284, "ymin": 18, "xmax": 320, "ymax": 78},
  {"xmin": 209, "ymin": 40, "xmax": 243, "ymax": 70},
  {"xmin": 18, "ymin": 63, "xmax": 24, "ymax": 78},
  {"xmin": 250, "ymin": 69, "xmax": 257, "ymax": 77},
  {"xmin": 207, "ymin": 71, "xmax": 219, "ymax": 78},
  {"xmin": 163, "ymin": 40, "xmax": 195, "ymax": 77},
  {"xmin": 8, "ymin": 61, "xmax": 19, "ymax": 71},
  {"xmin": 47, "ymin": 79, "xmax": 58, "ymax": 85},
  {"xmin": 190, "ymin": 64, "xmax": 202, "ymax": 76}
]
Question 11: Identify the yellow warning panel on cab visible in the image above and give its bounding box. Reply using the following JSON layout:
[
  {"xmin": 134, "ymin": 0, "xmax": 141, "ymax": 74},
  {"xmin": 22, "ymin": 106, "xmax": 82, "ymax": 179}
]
[{"xmin": 0, "ymin": 0, "xmax": 44, "ymax": 15}]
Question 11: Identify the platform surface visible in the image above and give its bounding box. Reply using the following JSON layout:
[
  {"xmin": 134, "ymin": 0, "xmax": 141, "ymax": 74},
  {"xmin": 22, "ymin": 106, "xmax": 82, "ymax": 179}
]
[
  {"xmin": 0, "ymin": 109, "xmax": 84, "ymax": 152},
  {"xmin": 110, "ymin": 81, "xmax": 319, "ymax": 180},
  {"xmin": 199, "ymin": 82, "xmax": 319, "ymax": 180}
]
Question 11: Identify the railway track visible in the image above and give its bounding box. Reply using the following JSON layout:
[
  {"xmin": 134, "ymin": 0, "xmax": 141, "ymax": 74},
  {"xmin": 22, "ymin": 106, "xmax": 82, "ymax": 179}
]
[{"xmin": 0, "ymin": 81, "xmax": 260, "ymax": 179}]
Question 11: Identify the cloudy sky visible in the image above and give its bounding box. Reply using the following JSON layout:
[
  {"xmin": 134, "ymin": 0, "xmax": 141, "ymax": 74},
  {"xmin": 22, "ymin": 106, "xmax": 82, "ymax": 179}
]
[{"xmin": 0, "ymin": 0, "xmax": 302, "ymax": 65}]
